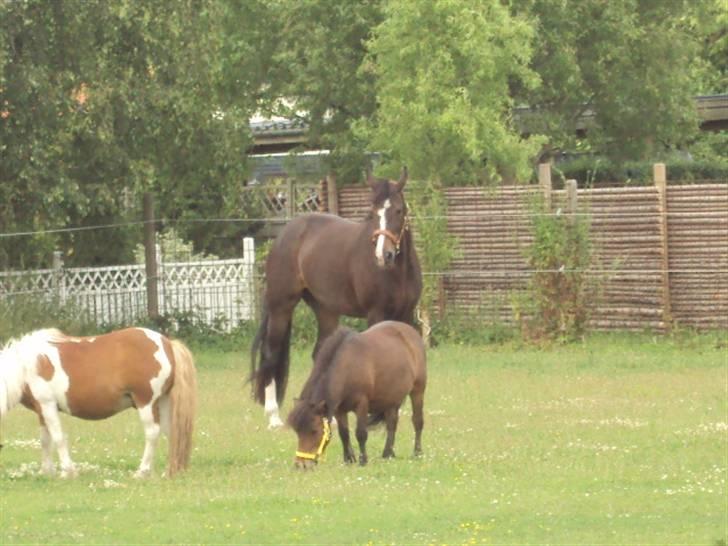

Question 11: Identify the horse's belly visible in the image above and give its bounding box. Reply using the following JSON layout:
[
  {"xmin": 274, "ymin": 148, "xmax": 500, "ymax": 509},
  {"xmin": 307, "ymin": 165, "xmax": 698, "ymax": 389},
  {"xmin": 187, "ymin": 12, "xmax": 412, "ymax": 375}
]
[{"xmin": 67, "ymin": 390, "xmax": 134, "ymax": 420}]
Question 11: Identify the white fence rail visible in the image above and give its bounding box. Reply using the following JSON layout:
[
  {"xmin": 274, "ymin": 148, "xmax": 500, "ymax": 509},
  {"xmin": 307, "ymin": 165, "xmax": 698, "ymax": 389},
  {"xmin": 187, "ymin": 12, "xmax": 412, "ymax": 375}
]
[{"xmin": 0, "ymin": 238, "xmax": 257, "ymax": 331}]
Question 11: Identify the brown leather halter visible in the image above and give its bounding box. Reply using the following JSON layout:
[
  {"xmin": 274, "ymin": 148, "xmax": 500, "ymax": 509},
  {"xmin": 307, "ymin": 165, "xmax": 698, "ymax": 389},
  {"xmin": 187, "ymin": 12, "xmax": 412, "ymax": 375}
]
[{"xmin": 371, "ymin": 213, "xmax": 409, "ymax": 255}]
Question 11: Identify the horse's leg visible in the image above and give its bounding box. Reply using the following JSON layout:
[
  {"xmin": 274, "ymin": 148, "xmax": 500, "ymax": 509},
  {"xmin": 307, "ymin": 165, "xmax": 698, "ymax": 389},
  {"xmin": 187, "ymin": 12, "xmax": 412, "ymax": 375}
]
[
  {"xmin": 381, "ymin": 407, "xmax": 399, "ymax": 459},
  {"xmin": 262, "ymin": 307, "xmax": 296, "ymax": 429},
  {"xmin": 354, "ymin": 400, "xmax": 369, "ymax": 466},
  {"xmin": 335, "ymin": 410, "xmax": 356, "ymax": 464},
  {"xmin": 39, "ymin": 424, "xmax": 55, "ymax": 476},
  {"xmin": 134, "ymin": 401, "xmax": 161, "ymax": 478},
  {"xmin": 302, "ymin": 292, "xmax": 340, "ymax": 358},
  {"xmin": 39, "ymin": 402, "xmax": 76, "ymax": 478},
  {"xmin": 410, "ymin": 389, "xmax": 425, "ymax": 456}
]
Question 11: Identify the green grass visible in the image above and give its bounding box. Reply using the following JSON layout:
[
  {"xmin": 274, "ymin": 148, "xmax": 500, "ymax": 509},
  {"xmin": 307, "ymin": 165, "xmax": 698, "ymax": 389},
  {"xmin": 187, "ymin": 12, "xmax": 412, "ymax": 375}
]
[{"xmin": 1, "ymin": 334, "xmax": 726, "ymax": 545}]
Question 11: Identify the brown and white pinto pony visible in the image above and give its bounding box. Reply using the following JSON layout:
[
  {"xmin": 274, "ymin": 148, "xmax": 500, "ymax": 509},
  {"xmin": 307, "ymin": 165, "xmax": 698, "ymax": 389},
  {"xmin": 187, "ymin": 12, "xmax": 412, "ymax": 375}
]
[{"xmin": 0, "ymin": 327, "xmax": 197, "ymax": 478}]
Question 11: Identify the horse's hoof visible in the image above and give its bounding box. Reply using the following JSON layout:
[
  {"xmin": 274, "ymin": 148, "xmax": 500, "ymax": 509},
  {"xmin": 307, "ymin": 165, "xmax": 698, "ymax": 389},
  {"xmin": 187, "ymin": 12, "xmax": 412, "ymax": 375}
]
[
  {"xmin": 133, "ymin": 469, "xmax": 151, "ymax": 479},
  {"xmin": 358, "ymin": 457, "xmax": 368, "ymax": 466},
  {"xmin": 413, "ymin": 449, "xmax": 423, "ymax": 458},
  {"xmin": 382, "ymin": 450, "xmax": 395, "ymax": 459},
  {"xmin": 41, "ymin": 465, "xmax": 56, "ymax": 477},
  {"xmin": 267, "ymin": 417, "xmax": 284, "ymax": 430}
]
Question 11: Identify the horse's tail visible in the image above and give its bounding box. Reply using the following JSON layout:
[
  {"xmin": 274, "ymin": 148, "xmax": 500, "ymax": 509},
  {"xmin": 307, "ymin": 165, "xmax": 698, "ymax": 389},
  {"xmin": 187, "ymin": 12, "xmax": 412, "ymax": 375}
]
[
  {"xmin": 168, "ymin": 339, "xmax": 197, "ymax": 477},
  {"xmin": 250, "ymin": 304, "xmax": 292, "ymax": 405}
]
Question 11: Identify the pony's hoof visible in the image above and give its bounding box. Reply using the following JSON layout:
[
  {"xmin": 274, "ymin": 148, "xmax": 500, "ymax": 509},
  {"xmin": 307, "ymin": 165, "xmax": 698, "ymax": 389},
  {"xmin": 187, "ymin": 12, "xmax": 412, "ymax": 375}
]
[
  {"xmin": 358, "ymin": 456, "xmax": 368, "ymax": 466},
  {"xmin": 133, "ymin": 469, "xmax": 151, "ymax": 479},
  {"xmin": 413, "ymin": 449, "xmax": 423, "ymax": 458},
  {"xmin": 60, "ymin": 466, "xmax": 78, "ymax": 479},
  {"xmin": 382, "ymin": 449, "xmax": 395, "ymax": 459}
]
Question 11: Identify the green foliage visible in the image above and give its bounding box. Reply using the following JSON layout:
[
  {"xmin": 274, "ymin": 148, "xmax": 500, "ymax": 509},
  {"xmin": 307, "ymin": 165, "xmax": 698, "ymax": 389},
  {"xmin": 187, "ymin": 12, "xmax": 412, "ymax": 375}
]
[
  {"xmin": 552, "ymin": 156, "xmax": 728, "ymax": 186},
  {"xmin": 517, "ymin": 196, "xmax": 595, "ymax": 341},
  {"xmin": 510, "ymin": 0, "xmax": 703, "ymax": 162},
  {"xmin": 362, "ymin": 0, "xmax": 542, "ymax": 184},
  {"xmin": 132, "ymin": 228, "xmax": 220, "ymax": 264},
  {"xmin": 263, "ymin": 0, "xmax": 382, "ymax": 182},
  {"xmin": 0, "ymin": 0, "xmax": 256, "ymax": 267},
  {"xmin": 407, "ymin": 180, "xmax": 459, "ymax": 324},
  {"xmin": 0, "ymin": 295, "xmax": 97, "ymax": 344}
]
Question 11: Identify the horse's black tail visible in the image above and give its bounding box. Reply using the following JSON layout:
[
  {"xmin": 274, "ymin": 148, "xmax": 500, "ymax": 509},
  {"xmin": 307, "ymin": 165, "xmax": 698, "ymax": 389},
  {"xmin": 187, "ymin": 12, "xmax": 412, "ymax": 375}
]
[{"xmin": 249, "ymin": 304, "xmax": 293, "ymax": 405}]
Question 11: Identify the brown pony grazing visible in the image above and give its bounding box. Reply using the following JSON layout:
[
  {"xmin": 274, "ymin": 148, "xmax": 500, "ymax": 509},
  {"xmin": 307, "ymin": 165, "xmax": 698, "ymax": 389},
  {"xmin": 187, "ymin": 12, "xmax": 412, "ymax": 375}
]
[
  {"xmin": 0, "ymin": 327, "xmax": 197, "ymax": 478},
  {"xmin": 287, "ymin": 321, "xmax": 426, "ymax": 468},
  {"xmin": 251, "ymin": 167, "xmax": 422, "ymax": 428}
]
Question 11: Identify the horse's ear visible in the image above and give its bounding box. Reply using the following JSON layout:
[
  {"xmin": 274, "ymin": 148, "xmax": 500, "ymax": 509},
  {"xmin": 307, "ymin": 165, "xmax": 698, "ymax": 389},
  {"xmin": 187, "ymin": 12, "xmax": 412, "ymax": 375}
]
[{"xmin": 395, "ymin": 166, "xmax": 408, "ymax": 192}]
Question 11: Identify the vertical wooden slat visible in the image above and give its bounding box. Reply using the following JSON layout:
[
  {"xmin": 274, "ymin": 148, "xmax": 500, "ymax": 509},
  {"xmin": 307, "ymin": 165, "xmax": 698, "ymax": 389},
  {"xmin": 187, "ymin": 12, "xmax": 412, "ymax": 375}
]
[{"xmin": 653, "ymin": 163, "xmax": 672, "ymax": 329}]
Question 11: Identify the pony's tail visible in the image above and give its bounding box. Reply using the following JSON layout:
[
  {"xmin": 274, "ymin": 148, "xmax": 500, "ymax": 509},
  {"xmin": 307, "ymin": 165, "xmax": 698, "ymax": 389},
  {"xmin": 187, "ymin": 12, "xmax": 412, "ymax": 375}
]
[
  {"xmin": 250, "ymin": 304, "xmax": 292, "ymax": 405},
  {"xmin": 168, "ymin": 339, "xmax": 197, "ymax": 477}
]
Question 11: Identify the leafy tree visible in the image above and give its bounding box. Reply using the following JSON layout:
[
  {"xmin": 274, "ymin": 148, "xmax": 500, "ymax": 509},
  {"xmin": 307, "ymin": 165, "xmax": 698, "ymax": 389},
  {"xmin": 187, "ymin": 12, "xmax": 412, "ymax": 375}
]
[
  {"xmin": 0, "ymin": 0, "xmax": 257, "ymax": 267},
  {"xmin": 510, "ymin": 0, "xmax": 704, "ymax": 162},
  {"xmin": 262, "ymin": 0, "xmax": 383, "ymax": 183},
  {"xmin": 361, "ymin": 0, "xmax": 543, "ymax": 184}
]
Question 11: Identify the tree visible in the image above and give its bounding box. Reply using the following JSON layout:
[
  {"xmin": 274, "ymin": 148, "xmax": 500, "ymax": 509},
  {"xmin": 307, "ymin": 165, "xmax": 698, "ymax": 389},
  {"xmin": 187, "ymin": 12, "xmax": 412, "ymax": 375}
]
[
  {"xmin": 0, "ymin": 0, "xmax": 258, "ymax": 267},
  {"xmin": 510, "ymin": 0, "xmax": 704, "ymax": 162},
  {"xmin": 361, "ymin": 0, "xmax": 543, "ymax": 184},
  {"xmin": 262, "ymin": 0, "xmax": 383, "ymax": 182}
]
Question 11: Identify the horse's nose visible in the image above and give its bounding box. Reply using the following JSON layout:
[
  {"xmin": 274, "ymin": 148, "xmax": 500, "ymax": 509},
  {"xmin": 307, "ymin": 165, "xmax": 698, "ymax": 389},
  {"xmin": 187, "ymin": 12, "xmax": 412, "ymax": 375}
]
[{"xmin": 384, "ymin": 250, "xmax": 395, "ymax": 264}]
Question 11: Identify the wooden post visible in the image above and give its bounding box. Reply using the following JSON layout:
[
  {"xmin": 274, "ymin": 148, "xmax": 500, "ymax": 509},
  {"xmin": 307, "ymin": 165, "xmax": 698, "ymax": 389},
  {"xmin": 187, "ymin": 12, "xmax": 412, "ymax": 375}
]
[
  {"xmin": 538, "ymin": 163, "xmax": 552, "ymax": 211},
  {"xmin": 52, "ymin": 250, "xmax": 66, "ymax": 304},
  {"xmin": 326, "ymin": 173, "xmax": 339, "ymax": 216},
  {"xmin": 565, "ymin": 179, "xmax": 578, "ymax": 223},
  {"xmin": 143, "ymin": 192, "xmax": 159, "ymax": 319},
  {"xmin": 286, "ymin": 179, "xmax": 295, "ymax": 219},
  {"xmin": 654, "ymin": 163, "xmax": 672, "ymax": 329}
]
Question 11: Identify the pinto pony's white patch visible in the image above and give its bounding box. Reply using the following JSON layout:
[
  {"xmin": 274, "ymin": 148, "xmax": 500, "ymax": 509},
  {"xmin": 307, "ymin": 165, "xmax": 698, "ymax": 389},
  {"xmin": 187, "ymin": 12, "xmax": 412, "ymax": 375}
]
[
  {"xmin": 375, "ymin": 198, "xmax": 392, "ymax": 264},
  {"xmin": 0, "ymin": 329, "xmax": 67, "ymax": 417}
]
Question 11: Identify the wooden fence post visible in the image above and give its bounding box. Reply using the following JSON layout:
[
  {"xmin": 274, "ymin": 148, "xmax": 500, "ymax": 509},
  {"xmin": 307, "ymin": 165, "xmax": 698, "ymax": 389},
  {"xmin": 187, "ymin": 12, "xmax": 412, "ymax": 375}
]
[
  {"xmin": 539, "ymin": 163, "xmax": 552, "ymax": 210},
  {"xmin": 143, "ymin": 193, "xmax": 159, "ymax": 320},
  {"xmin": 654, "ymin": 163, "xmax": 672, "ymax": 330},
  {"xmin": 565, "ymin": 179, "xmax": 578, "ymax": 222},
  {"xmin": 286, "ymin": 179, "xmax": 295, "ymax": 219},
  {"xmin": 52, "ymin": 250, "xmax": 66, "ymax": 304},
  {"xmin": 326, "ymin": 173, "xmax": 339, "ymax": 216}
]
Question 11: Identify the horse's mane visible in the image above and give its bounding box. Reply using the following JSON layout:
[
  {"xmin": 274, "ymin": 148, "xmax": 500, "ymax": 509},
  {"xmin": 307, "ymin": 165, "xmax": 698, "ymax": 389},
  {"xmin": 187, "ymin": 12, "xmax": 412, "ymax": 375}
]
[{"xmin": 287, "ymin": 327, "xmax": 355, "ymax": 432}]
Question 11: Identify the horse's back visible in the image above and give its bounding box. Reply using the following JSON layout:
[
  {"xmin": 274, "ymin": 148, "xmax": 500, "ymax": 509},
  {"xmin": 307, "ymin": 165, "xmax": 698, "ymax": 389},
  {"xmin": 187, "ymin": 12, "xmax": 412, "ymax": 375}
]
[{"xmin": 351, "ymin": 321, "xmax": 426, "ymax": 400}]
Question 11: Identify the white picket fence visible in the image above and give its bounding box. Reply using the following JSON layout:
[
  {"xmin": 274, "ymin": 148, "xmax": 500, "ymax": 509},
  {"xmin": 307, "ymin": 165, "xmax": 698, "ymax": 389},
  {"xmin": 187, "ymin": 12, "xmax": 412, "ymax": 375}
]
[{"xmin": 0, "ymin": 238, "xmax": 257, "ymax": 331}]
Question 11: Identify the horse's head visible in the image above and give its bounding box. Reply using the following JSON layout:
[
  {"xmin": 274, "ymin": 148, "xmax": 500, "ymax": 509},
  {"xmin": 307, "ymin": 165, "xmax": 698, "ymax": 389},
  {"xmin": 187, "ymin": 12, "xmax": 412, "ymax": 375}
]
[
  {"xmin": 287, "ymin": 399, "xmax": 331, "ymax": 470},
  {"xmin": 367, "ymin": 167, "xmax": 409, "ymax": 269}
]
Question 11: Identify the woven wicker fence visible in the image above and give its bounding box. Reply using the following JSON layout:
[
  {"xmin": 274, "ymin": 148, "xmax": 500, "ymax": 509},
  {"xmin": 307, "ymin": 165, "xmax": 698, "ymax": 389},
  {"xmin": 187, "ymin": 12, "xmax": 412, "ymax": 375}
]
[{"xmin": 323, "ymin": 168, "xmax": 727, "ymax": 331}]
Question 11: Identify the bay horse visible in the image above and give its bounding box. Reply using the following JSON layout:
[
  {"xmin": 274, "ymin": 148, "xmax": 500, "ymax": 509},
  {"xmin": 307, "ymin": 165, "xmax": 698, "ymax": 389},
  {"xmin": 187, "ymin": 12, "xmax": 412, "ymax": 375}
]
[
  {"xmin": 251, "ymin": 167, "xmax": 422, "ymax": 428},
  {"xmin": 0, "ymin": 327, "xmax": 197, "ymax": 478},
  {"xmin": 287, "ymin": 321, "xmax": 426, "ymax": 468}
]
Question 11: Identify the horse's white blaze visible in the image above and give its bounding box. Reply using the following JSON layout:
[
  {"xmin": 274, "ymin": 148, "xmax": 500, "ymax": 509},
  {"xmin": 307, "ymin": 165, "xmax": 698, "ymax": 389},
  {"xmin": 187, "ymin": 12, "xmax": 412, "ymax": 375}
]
[{"xmin": 375, "ymin": 199, "xmax": 391, "ymax": 264}]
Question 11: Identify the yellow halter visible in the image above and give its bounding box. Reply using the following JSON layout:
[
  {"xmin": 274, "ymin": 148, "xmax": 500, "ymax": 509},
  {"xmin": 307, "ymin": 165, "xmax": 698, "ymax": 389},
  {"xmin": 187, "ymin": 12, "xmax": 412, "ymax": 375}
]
[{"xmin": 295, "ymin": 418, "xmax": 332, "ymax": 462}]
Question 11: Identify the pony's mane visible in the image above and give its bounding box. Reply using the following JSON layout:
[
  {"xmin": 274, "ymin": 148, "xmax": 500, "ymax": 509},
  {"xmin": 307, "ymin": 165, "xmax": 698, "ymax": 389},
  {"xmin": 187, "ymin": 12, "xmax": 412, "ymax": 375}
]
[{"xmin": 287, "ymin": 327, "xmax": 355, "ymax": 432}]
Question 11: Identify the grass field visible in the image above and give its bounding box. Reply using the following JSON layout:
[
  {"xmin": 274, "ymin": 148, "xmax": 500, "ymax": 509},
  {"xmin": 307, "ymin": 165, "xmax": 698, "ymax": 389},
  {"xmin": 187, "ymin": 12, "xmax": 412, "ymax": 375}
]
[{"xmin": 1, "ymin": 334, "xmax": 726, "ymax": 545}]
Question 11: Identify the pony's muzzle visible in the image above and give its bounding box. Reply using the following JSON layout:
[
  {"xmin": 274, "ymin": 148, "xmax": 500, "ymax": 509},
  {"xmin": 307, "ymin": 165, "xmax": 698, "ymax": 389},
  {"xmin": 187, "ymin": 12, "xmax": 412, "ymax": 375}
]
[{"xmin": 294, "ymin": 457, "xmax": 317, "ymax": 471}]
